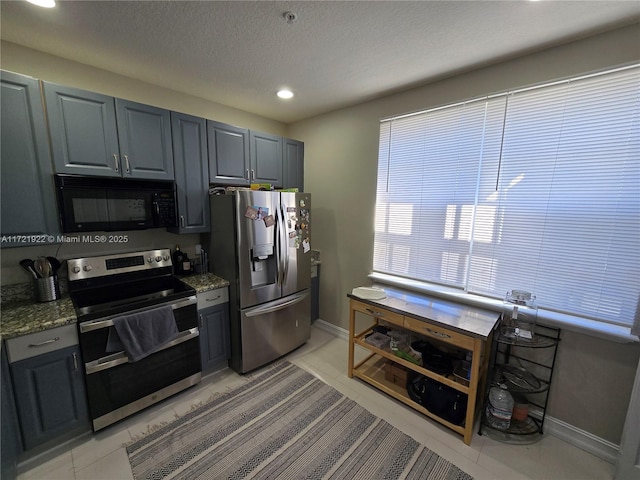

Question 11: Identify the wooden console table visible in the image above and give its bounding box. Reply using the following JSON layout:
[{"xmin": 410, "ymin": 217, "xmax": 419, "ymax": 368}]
[{"xmin": 347, "ymin": 287, "xmax": 500, "ymax": 445}]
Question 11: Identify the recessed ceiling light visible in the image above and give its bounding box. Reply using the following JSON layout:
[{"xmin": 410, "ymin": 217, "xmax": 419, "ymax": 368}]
[
  {"xmin": 277, "ymin": 89, "xmax": 294, "ymax": 99},
  {"xmin": 26, "ymin": 0, "xmax": 56, "ymax": 7}
]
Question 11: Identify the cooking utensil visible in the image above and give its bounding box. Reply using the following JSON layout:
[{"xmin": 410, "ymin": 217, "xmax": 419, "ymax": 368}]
[
  {"xmin": 19, "ymin": 259, "xmax": 38, "ymax": 279},
  {"xmin": 34, "ymin": 257, "xmax": 51, "ymax": 278},
  {"xmin": 42, "ymin": 257, "xmax": 52, "ymax": 277},
  {"xmin": 46, "ymin": 256, "xmax": 61, "ymax": 274}
]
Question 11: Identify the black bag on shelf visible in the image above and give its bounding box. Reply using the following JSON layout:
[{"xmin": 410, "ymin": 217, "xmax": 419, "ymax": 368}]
[
  {"xmin": 410, "ymin": 340, "xmax": 454, "ymax": 375},
  {"xmin": 407, "ymin": 372, "xmax": 468, "ymax": 425}
]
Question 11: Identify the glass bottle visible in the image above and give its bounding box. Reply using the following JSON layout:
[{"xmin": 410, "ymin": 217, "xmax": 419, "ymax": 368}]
[
  {"xmin": 172, "ymin": 245, "xmax": 184, "ymax": 275},
  {"xmin": 182, "ymin": 251, "xmax": 191, "ymax": 274},
  {"xmin": 501, "ymin": 290, "xmax": 537, "ymax": 341}
]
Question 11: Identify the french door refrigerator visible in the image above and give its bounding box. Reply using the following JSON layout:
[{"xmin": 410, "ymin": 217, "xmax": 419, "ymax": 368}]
[{"xmin": 205, "ymin": 190, "xmax": 311, "ymax": 373}]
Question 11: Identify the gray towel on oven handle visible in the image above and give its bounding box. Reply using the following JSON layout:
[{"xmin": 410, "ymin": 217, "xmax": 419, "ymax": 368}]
[{"xmin": 106, "ymin": 305, "xmax": 180, "ymax": 362}]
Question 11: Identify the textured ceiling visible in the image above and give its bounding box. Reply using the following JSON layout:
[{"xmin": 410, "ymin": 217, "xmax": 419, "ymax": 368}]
[{"xmin": 1, "ymin": 1, "xmax": 639, "ymax": 123}]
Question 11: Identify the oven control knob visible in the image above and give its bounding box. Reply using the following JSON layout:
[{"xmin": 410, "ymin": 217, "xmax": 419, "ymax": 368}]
[
  {"xmin": 147, "ymin": 257, "xmax": 153, "ymax": 263},
  {"xmin": 155, "ymin": 255, "xmax": 162, "ymax": 262},
  {"xmin": 72, "ymin": 266, "xmax": 81, "ymax": 274},
  {"xmin": 83, "ymin": 265, "xmax": 92, "ymax": 272},
  {"xmin": 163, "ymin": 254, "xmax": 170, "ymax": 261}
]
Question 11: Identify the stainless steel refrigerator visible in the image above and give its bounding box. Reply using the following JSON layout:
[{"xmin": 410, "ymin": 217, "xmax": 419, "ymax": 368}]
[{"xmin": 205, "ymin": 190, "xmax": 312, "ymax": 373}]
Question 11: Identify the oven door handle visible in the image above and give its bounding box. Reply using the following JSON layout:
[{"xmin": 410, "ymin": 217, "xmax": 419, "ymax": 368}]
[
  {"xmin": 84, "ymin": 327, "xmax": 199, "ymax": 374},
  {"xmin": 79, "ymin": 296, "xmax": 197, "ymax": 333}
]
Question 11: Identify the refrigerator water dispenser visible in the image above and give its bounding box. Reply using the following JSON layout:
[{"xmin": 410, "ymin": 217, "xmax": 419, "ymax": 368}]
[{"xmin": 251, "ymin": 243, "xmax": 276, "ymax": 286}]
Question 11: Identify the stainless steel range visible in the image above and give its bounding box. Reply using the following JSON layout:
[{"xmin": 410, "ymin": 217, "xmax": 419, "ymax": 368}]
[{"xmin": 67, "ymin": 248, "xmax": 200, "ymax": 431}]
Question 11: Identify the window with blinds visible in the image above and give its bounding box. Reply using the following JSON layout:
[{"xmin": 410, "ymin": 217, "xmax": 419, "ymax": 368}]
[{"xmin": 374, "ymin": 65, "xmax": 640, "ymax": 327}]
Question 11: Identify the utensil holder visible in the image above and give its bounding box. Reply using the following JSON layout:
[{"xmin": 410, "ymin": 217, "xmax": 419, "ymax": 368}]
[{"xmin": 35, "ymin": 276, "xmax": 60, "ymax": 302}]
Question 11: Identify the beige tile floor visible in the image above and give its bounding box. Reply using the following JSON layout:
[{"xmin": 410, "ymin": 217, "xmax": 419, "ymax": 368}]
[{"xmin": 17, "ymin": 324, "xmax": 614, "ymax": 480}]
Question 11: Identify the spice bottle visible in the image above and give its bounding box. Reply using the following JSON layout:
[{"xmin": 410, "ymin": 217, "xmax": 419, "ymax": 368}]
[{"xmin": 182, "ymin": 251, "xmax": 191, "ymax": 274}]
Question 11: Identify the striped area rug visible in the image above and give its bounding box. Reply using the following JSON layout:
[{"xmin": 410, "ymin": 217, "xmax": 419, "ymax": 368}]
[{"xmin": 126, "ymin": 361, "xmax": 473, "ymax": 480}]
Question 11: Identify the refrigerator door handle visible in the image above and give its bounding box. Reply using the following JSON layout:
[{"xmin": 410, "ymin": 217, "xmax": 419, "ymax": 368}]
[
  {"xmin": 275, "ymin": 202, "xmax": 283, "ymax": 286},
  {"xmin": 244, "ymin": 290, "xmax": 310, "ymax": 317},
  {"xmin": 280, "ymin": 204, "xmax": 290, "ymax": 285},
  {"xmin": 274, "ymin": 204, "xmax": 281, "ymax": 286},
  {"xmin": 276, "ymin": 205, "xmax": 287, "ymax": 287}
]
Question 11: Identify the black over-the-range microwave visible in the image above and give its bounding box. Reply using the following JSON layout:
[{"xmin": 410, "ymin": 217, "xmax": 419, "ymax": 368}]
[{"xmin": 55, "ymin": 174, "xmax": 178, "ymax": 233}]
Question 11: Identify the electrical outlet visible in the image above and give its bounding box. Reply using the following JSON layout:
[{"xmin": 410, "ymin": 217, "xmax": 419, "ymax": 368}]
[{"xmin": 195, "ymin": 244, "xmax": 202, "ymax": 255}]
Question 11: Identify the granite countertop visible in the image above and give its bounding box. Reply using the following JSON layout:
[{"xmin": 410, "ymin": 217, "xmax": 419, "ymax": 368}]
[
  {"xmin": 179, "ymin": 273, "xmax": 230, "ymax": 293},
  {"xmin": 1, "ymin": 296, "xmax": 77, "ymax": 340},
  {"xmin": 0, "ymin": 273, "xmax": 230, "ymax": 341}
]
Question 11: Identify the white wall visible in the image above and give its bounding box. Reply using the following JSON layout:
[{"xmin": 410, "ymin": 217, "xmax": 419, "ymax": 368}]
[
  {"xmin": 288, "ymin": 24, "xmax": 640, "ymax": 445},
  {"xmin": 0, "ymin": 230, "xmax": 201, "ymax": 287},
  {"xmin": 0, "ymin": 41, "xmax": 287, "ymax": 135}
]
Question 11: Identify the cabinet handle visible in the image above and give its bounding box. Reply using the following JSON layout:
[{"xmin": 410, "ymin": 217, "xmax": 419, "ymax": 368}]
[
  {"xmin": 206, "ymin": 295, "xmax": 221, "ymax": 302},
  {"xmin": 246, "ymin": 169, "xmax": 250, "ymax": 180},
  {"xmin": 180, "ymin": 215, "xmax": 185, "ymax": 227},
  {"xmin": 72, "ymin": 352, "xmax": 78, "ymax": 371},
  {"xmin": 198, "ymin": 314, "xmax": 203, "ymax": 329},
  {"xmin": 365, "ymin": 308, "xmax": 386, "ymax": 317},
  {"xmin": 251, "ymin": 169, "xmax": 255, "ymax": 180},
  {"xmin": 28, "ymin": 337, "xmax": 60, "ymax": 348},
  {"xmin": 113, "ymin": 154, "xmax": 119, "ymax": 173},
  {"xmin": 423, "ymin": 327, "xmax": 451, "ymax": 339},
  {"xmin": 124, "ymin": 155, "xmax": 131, "ymax": 174}
]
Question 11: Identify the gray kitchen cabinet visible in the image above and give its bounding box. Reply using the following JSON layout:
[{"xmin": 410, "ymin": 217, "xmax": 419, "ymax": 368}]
[
  {"xmin": 1, "ymin": 345, "xmax": 22, "ymax": 479},
  {"xmin": 207, "ymin": 120, "xmax": 302, "ymax": 190},
  {"xmin": 197, "ymin": 288, "xmax": 230, "ymax": 372},
  {"xmin": 10, "ymin": 344, "xmax": 90, "ymax": 450},
  {"xmin": 114, "ymin": 99, "xmax": 174, "ymax": 180},
  {"xmin": 207, "ymin": 120, "xmax": 250, "ymax": 186},
  {"xmin": 283, "ymin": 138, "xmax": 304, "ymax": 191},
  {"xmin": 44, "ymin": 82, "xmax": 174, "ymax": 180},
  {"xmin": 44, "ymin": 82, "xmax": 119, "ymax": 176},
  {"xmin": 249, "ymin": 131, "xmax": 283, "ymax": 187},
  {"xmin": 169, "ymin": 112, "xmax": 210, "ymax": 233},
  {"xmin": 1, "ymin": 71, "xmax": 60, "ymax": 247}
]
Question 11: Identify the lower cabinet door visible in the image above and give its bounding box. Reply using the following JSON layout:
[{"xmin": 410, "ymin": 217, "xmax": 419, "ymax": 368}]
[
  {"xmin": 1, "ymin": 347, "xmax": 21, "ymax": 479},
  {"xmin": 199, "ymin": 303, "xmax": 230, "ymax": 372},
  {"xmin": 10, "ymin": 345, "xmax": 89, "ymax": 450}
]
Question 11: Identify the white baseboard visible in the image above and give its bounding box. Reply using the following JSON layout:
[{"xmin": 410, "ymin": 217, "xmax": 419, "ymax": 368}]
[
  {"xmin": 314, "ymin": 318, "xmax": 349, "ymax": 340},
  {"xmin": 541, "ymin": 414, "xmax": 619, "ymax": 464},
  {"xmin": 312, "ymin": 319, "xmax": 620, "ymax": 464}
]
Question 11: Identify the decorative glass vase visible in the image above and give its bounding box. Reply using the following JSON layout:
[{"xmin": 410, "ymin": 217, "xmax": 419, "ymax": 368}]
[{"xmin": 501, "ymin": 290, "xmax": 537, "ymax": 341}]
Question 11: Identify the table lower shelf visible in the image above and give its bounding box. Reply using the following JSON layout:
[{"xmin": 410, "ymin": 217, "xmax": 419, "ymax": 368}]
[{"xmin": 351, "ymin": 354, "xmax": 469, "ymax": 439}]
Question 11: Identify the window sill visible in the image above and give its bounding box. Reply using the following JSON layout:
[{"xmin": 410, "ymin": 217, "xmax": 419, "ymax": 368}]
[{"xmin": 368, "ymin": 272, "xmax": 639, "ymax": 344}]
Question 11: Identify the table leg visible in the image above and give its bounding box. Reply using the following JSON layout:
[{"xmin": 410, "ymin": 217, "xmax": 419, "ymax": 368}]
[{"xmin": 348, "ymin": 300, "xmax": 356, "ymax": 378}]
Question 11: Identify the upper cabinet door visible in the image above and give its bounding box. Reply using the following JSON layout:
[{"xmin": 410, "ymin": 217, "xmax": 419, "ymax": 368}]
[
  {"xmin": 283, "ymin": 138, "xmax": 304, "ymax": 191},
  {"xmin": 170, "ymin": 112, "xmax": 210, "ymax": 233},
  {"xmin": 43, "ymin": 82, "xmax": 121, "ymax": 177},
  {"xmin": 1, "ymin": 72, "xmax": 60, "ymax": 246},
  {"xmin": 44, "ymin": 83, "xmax": 174, "ymax": 180},
  {"xmin": 249, "ymin": 131, "xmax": 283, "ymax": 187},
  {"xmin": 207, "ymin": 120, "xmax": 250, "ymax": 186},
  {"xmin": 115, "ymin": 99, "xmax": 174, "ymax": 180}
]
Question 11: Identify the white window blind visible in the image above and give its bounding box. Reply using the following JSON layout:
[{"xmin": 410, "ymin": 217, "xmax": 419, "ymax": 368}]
[{"xmin": 374, "ymin": 66, "xmax": 640, "ymax": 327}]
